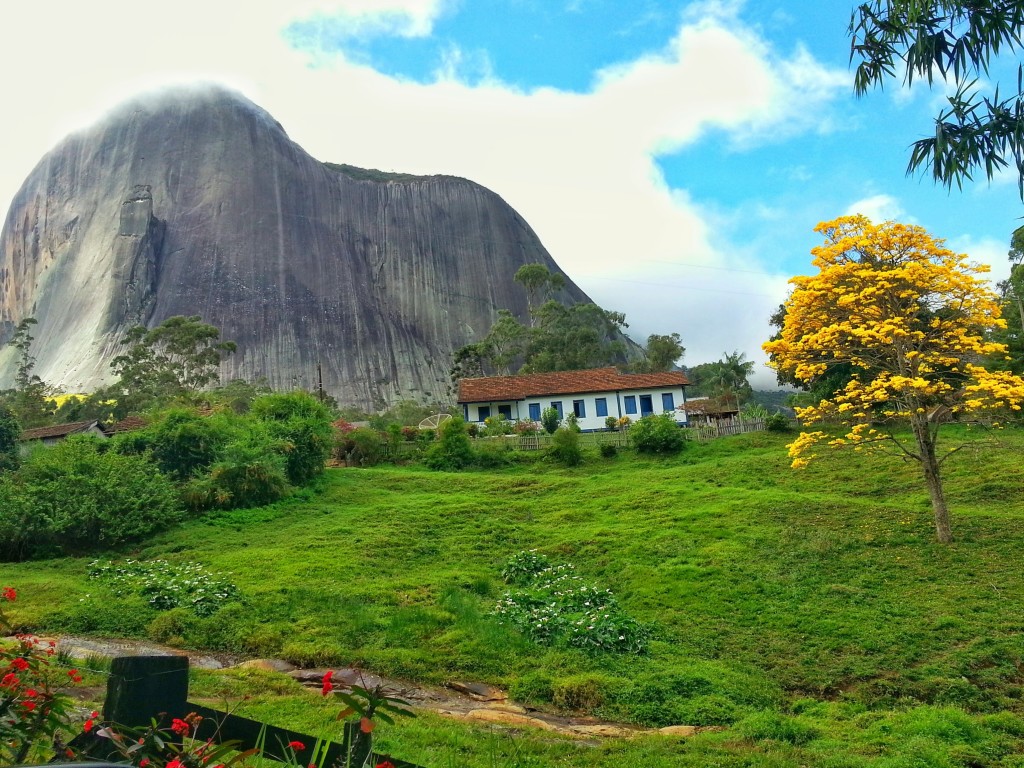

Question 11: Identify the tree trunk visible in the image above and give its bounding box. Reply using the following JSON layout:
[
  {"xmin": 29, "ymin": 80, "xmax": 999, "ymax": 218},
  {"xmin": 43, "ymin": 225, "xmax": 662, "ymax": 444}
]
[{"xmin": 911, "ymin": 414, "xmax": 952, "ymax": 543}]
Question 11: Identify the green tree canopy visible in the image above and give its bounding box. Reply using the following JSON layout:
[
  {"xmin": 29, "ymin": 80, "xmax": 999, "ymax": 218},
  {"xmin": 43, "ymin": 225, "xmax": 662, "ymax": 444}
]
[
  {"xmin": 686, "ymin": 351, "xmax": 755, "ymax": 406},
  {"xmin": 634, "ymin": 333, "xmax": 685, "ymax": 373},
  {"xmin": 2, "ymin": 318, "xmax": 53, "ymax": 428},
  {"xmin": 850, "ymin": 0, "xmax": 1024, "ymax": 196},
  {"xmin": 110, "ymin": 316, "xmax": 237, "ymax": 412},
  {"xmin": 514, "ymin": 263, "xmax": 565, "ymax": 319},
  {"xmin": 0, "ymin": 406, "xmax": 19, "ymax": 473}
]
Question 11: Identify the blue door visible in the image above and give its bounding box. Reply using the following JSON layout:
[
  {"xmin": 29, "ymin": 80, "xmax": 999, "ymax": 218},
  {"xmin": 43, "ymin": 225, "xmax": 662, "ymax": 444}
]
[{"xmin": 639, "ymin": 395, "xmax": 653, "ymax": 416}]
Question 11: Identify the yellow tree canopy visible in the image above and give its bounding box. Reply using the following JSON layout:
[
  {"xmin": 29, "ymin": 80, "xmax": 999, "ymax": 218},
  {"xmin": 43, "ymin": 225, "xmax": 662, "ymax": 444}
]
[{"xmin": 764, "ymin": 215, "xmax": 1024, "ymax": 469}]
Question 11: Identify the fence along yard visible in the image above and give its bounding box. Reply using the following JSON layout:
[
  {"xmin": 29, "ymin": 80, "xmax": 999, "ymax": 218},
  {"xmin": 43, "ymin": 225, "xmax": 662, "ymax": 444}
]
[{"xmin": 380, "ymin": 420, "xmax": 768, "ymax": 458}]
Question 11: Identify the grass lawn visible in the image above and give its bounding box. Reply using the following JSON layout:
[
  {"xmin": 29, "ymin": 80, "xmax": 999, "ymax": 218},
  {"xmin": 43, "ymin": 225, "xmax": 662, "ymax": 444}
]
[{"xmin": 5, "ymin": 425, "xmax": 1024, "ymax": 766}]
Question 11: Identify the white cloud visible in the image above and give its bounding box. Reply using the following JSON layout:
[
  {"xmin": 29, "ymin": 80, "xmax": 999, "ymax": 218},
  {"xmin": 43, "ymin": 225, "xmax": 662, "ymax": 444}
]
[
  {"xmin": 286, "ymin": 0, "xmax": 447, "ymax": 39},
  {"xmin": 948, "ymin": 235, "xmax": 1011, "ymax": 287},
  {"xmin": 0, "ymin": 1, "xmax": 842, "ymax": 392},
  {"xmin": 844, "ymin": 194, "xmax": 907, "ymax": 222}
]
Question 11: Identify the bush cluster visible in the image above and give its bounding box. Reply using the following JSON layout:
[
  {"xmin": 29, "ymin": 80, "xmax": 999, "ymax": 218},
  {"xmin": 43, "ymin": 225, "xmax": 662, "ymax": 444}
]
[
  {"xmin": 0, "ymin": 436, "xmax": 183, "ymax": 561},
  {"xmin": 116, "ymin": 392, "xmax": 332, "ymax": 512},
  {"xmin": 629, "ymin": 413, "xmax": 686, "ymax": 454},
  {"xmin": 0, "ymin": 392, "xmax": 333, "ymax": 561},
  {"xmin": 493, "ymin": 551, "xmax": 649, "ymax": 654},
  {"xmin": 89, "ymin": 558, "xmax": 240, "ymax": 617},
  {"xmin": 547, "ymin": 427, "xmax": 583, "ymax": 466}
]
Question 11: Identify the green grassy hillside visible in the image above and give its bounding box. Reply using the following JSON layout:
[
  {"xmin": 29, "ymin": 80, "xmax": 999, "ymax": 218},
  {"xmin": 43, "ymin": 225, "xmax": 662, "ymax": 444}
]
[{"xmin": 5, "ymin": 426, "xmax": 1024, "ymax": 766}]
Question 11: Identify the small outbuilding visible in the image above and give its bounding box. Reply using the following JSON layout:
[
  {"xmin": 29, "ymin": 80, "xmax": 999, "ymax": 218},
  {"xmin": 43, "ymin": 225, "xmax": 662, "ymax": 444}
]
[{"xmin": 19, "ymin": 420, "xmax": 108, "ymax": 448}]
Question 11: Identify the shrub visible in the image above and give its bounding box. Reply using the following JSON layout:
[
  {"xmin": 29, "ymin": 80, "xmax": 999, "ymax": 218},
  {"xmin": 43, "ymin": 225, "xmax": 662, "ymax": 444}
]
[
  {"xmin": 475, "ymin": 439, "xmax": 515, "ymax": 468},
  {"xmin": 0, "ymin": 436, "xmax": 183, "ymax": 560},
  {"xmin": 501, "ymin": 550, "xmax": 552, "ymax": 585},
  {"xmin": 604, "ymin": 415, "xmax": 619, "ymax": 431},
  {"xmin": 541, "ymin": 407, "xmax": 561, "ymax": 434},
  {"xmin": 494, "ymin": 552, "xmax": 650, "ymax": 654},
  {"xmin": 113, "ymin": 409, "xmax": 228, "ymax": 480},
  {"xmin": 250, "ymin": 392, "xmax": 334, "ymax": 485},
  {"xmin": 339, "ymin": 427, "xmax": 384, "ymax": 466},
  {"xmin": 482, "ymin": 416, "xmax": 514, "ymax": 436},
  {"xmin": 547, "ymin": 427, "xmax": 582, "ymax": 466},
  {"xmin": 0, "ymin": 405, "xmax": 20, "ymax": 472},
  {"xmin": 424, "ymin": 417, "xmax": 475, "ymax": 471},
  {"xmin": 514, "ymin": 419, "xmax": 538, "ymax": 434},
  {"xmin": 765, "ymin": 412, "xmax": 791, "ymax": 432},
  {"xmin": 564, "ymin": 413, "xmax": 582, "ymax": 432},
  {"xmin": 90, "ymin": 558, "xmax": 240, "ymax": 616},
  {"xmin": 184, "ymin": 422, "xmax": 289, "ymax": 510},
  {"xmin": 630, "ymin": 413, "xmax": 686, "ymax": 454},
  {"xmin": 600, "ymin": 443, "xmax": 618, "ymax": 458},
  {"xmin": 510, "ymin": 671, "xmax": 555, "ymax": 703}
]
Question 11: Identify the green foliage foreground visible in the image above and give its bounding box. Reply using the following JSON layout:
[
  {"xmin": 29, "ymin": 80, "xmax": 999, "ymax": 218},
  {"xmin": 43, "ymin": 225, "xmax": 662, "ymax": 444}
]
[{"xmin": 5, "ymin": 427, "xmax": 1024, "ymax": 766}]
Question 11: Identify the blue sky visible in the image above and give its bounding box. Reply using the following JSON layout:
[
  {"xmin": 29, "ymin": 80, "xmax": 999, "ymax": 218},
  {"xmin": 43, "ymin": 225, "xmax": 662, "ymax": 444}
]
[{"xmin": 1, "ymin": 0, "xmax": 1021, "ymax": 387}]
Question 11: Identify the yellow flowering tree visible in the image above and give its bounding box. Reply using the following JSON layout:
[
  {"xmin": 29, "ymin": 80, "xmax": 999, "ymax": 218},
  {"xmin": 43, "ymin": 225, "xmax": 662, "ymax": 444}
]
[{"xmin": 764, "ymin": 215, "xmax": 1024, "ymax": 543}]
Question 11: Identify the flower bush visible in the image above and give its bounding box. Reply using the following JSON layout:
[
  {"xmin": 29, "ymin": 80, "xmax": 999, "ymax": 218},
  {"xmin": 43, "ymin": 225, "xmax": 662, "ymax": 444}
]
[
  {"xmin": 494, "ymin": 553, "xmax": 650, "ymax": 654},
  {"xmin": 89, "ymin": 559, "xmax": 240, "ymax": 617},
  {"xmin": 0, "ymin": 586, "xmax": 81, "ymax": 765}
]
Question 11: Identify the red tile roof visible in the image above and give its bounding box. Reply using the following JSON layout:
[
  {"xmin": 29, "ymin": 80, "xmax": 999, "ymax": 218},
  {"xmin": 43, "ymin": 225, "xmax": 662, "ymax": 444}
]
[
  {"xmin": 103, "ymin": 416, "xmax": 149, "ymax": 435},
  {"xmin": 20, "ymin": 420, "xmax": 103, "ymax": 441},
  {"xmin": 458, "ymin": 367, "xmax": 689, "ymax": 403}
]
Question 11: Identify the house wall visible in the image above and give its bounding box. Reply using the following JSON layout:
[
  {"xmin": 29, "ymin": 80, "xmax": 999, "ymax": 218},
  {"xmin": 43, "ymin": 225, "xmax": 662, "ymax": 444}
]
[{"xmin": 464, "ymin": 387, "xmax": 687, "ymax": 431}]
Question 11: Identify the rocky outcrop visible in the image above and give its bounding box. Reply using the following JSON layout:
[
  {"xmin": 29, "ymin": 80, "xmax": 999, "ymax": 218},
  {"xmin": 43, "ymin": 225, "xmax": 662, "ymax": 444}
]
[{"xmin": 0, "ymin": 86, "xmax": 590, "ymax": 407}]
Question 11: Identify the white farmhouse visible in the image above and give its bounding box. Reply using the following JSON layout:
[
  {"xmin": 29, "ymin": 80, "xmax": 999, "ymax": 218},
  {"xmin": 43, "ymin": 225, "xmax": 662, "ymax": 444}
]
[{"xmin": 457, "ymin": 367, "xmax": 690, "ymax": 432}]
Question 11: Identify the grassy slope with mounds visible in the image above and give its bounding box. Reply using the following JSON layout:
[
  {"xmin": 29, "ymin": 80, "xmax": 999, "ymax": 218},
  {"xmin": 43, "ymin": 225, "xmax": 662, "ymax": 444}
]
[{"xmin": 5, "ymin": 426, "xmax": 1024, "ymax": 766}]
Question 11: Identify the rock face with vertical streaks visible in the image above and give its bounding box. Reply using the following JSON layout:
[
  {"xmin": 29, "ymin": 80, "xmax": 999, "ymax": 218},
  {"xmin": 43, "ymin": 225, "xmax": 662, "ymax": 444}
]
[{"xmin": 0, "ymin": 86, "xmax": 593, "ymax": 407}]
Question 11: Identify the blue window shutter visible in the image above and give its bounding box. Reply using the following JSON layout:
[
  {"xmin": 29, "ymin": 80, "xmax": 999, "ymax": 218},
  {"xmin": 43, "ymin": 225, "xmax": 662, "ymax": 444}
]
[
  {"xmin": 662, "ymin": 392, "xmax": 675, "ymax": 411},
  {"xmin": 551, "ymin": 401, "xmax": 563, "ymax": 418},
  {"xmin": 573, "ymin": 399, "xmax": 586, "ymax": 418},
  {"xmin": 529, "ymin": 403, "xmax": 541, "ymax": 420},
  {"xmin": 478, "ymin": 406, "xmax": 490, "ymax": 420},
  {"xmin": 595, "ymin": 398, "xmax": 608, "ymax": 417},
  {"xmin": 498, "ymin": 404, "xmax": 512, "ymax": 419},
  {"xmin": 624, "ymin": 396, "xmax": 637, "ymax": 414}
]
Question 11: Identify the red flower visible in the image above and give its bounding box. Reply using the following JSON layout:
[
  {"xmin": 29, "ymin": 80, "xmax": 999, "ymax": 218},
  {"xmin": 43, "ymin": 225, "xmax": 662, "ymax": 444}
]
[
  {"xmin": 1, "ymin": 672, "xmax": 18, "ymax": 688},
  {"xmin": 166, "ymin": 760, "xmax": 183, "ymax": 768},
  {"xmin": 170, "ymin": 718, "xmax": 190, "ymax": 736},
  {"xmin": 138, "ymin": 760, "xmax": 150, "ymax": 768},
  {"xmin": 22, "ymin": 700, "xmax": 37, "ymax": 712},
  {"xmin": 68, "ymin": 669, "xmax": 83, "ymax": 683},
  {"xmin": 359, "ymin": 717, "xmax": 375, "ymax": 734},
  {"xmin": 1, "ymin": 586, "xmax": 15, "ymax": 601},
  {"xmin": 321, "ymin": 670, "xmax": 335, "ymax": 697},
  {"xmin": 83, "ymin": 713, "xmax": 97, "ymax": 733},
  {"xmin": 10, "ymin": 657, "xmax": 29, "ymax": 671},
  {"xmin": 24, "ymin": 687, "xmax": 38, "ymax": 698},
  {"xmin": 288, "ymin": 740, "xmax": 306, "ymax": 751},
  {"xmin": 376, "ymin": 762, "xmax": 396, "ymax": 768}
]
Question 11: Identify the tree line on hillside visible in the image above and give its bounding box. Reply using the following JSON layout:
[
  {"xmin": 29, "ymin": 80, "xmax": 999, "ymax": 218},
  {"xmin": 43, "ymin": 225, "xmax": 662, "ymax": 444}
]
[{"xmin": 450, "ymin": 264, "xmax": 686, "ymax": 380}]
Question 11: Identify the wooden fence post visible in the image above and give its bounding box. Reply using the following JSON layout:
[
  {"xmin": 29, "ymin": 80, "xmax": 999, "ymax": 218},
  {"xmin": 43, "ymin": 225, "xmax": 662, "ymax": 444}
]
[{"xmin": 103, "ymin": 655, "xmax": 190, "ymax": 729}]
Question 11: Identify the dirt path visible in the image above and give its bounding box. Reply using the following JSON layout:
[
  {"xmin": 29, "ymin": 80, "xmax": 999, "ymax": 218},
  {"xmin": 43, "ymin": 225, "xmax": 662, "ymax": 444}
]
[{"xmin": 50, "ymin": 636, "xmax": 710, "ymax": 741}]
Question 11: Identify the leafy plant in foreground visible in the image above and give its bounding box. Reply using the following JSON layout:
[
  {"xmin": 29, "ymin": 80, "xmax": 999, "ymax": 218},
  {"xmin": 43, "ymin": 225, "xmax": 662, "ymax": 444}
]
[{"xmin": 0, "ymin": 586, "xmax": 82, "ymax": 765}]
